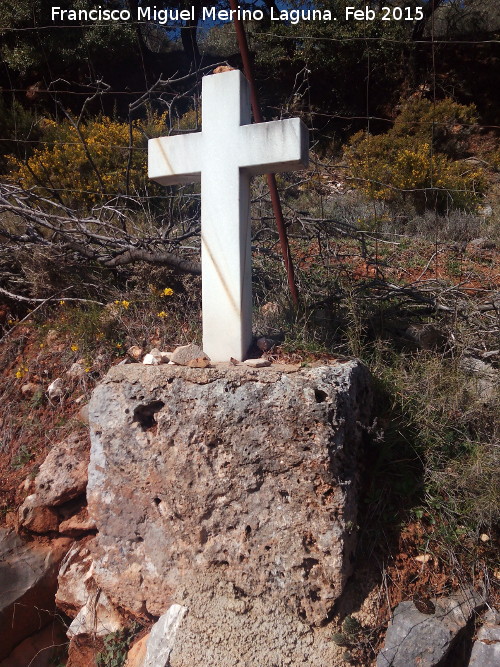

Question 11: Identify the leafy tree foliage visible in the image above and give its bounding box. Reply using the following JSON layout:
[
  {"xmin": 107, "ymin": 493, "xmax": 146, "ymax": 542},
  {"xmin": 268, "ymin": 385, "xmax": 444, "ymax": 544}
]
[{"xmin": 0, "ymin": 0, "xmax": 137, "ymax": 77}]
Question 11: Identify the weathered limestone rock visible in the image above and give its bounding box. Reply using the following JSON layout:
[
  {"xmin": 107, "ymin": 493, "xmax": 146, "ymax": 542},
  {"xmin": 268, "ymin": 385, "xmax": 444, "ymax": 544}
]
[
  {"xmin": 142, "ymin": 352, "xmax": 160, "ymax": 365},
  {"xmin": 0, "ymin": 528, "xmax": 71, "ymax": 660},
  {"xmin": 59, "ymin": 507, "xmax": 96, "ymax": 536},
  {"xmin": 125, "ymin": 635, "xmax": 149, "ymax": 667},
  {"xmin": 87, "ymin": 361, "xmax": 371, "ymax": 636},
  {"xmin": 468, "ymin": 609, "xmax": 500, "ymax": 667},
  {"xmin": 18, "ymin": 497, "xmax": 59, "ymax": 533},
  {"xmin": 459, "ymin": 356, "xmax": 499, "ymax": 402},
  {"xmin": 18, "ymin": 434, "xmax": 89, "ymax": 534},
  {"xmin": 33, "ymin": 434, "xmax": 89, "ymax": 507},
  {"xmin": 377, "ymin": 588, "xmax": 484, "ymax": 667},
  {"xmin": 56, "ymin": 542, "xmax": 125, "ymax": 637},
  {"xmin": 143, "ymin": 604, "xmax": 188, "ymax": 667}
]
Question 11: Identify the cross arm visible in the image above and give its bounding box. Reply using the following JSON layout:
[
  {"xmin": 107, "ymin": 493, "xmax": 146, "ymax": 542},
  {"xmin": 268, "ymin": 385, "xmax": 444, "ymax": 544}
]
[
  {"xmin": 239, "ymin": 118, "xmax": 309, "ymax": 175},
  {"xmin": 148, "ymin": 133, "xmax": 203, "ymax": 186}
]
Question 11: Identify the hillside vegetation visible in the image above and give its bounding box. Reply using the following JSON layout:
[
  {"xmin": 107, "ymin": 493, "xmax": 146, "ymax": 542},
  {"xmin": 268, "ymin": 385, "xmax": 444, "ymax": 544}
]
[{"xmin": 0, "ymin": 1, "xmax": 499, "ymax": 664}]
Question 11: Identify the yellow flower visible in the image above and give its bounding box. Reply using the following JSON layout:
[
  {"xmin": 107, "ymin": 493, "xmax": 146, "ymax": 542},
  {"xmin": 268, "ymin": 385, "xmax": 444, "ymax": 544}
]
[
  {"xmin": 15, "ymin": 370, "xmax": 23, "ymax": 379},
  {"xmin": 116, "ymin": 342, "xmax": 122, "ymax": 348},
  {"xmin": 71, "ymin": 344, "xmax": 79, "ymax": 352},
  {"xmin": 162, "ymin": 288, "xmax": 174, "ymax": 297},
  {"xmin": 84, "ymin": 367, "xmax": 91, "ymax": 373},
  {"xmin": 157, "ymin": 311, "xmax": 168, "ymax": 319},
  {"xmin": 121, "ymin": 300, "xmax": 130, "ymax": 309},
  {"xmin": 59, "ymin": 300, "xmax": 65, "ymax": 306}
]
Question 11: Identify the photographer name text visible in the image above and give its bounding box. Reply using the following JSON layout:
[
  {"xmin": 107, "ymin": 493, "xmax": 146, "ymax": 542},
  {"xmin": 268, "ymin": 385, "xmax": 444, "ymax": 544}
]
[{"xmin": 51, "ymin": 5, "xmax": 425, "ymax": 25}]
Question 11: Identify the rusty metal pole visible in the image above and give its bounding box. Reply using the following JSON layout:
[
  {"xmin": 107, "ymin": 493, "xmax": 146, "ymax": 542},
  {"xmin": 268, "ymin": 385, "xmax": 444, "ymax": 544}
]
[{"xmin": 228, "ymin": 0, "xmax": 300, "ymax": 306}]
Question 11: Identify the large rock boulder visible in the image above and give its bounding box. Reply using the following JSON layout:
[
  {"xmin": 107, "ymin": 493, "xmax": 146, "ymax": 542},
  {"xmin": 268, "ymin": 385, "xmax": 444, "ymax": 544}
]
[
  {"xmin": 87, "ymin": 361, "xmax": 371, "ymax": 663},
  {"xmin": 0, "ymin": 529, "xmax": 71, "ymax": 660}
]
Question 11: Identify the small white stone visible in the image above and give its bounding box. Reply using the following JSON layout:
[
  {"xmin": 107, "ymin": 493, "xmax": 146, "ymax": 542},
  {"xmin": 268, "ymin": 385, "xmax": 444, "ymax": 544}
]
[
  {"xmin": 149, "ymin": 348, "xmax": 164, "ymax": 363},
  {"xmin": 143, "ymin": 353, "xmax": 159, "ymax": 365},
  {"xmin": 414, "ymin": 554, "xmax": 432, "ymax": 563},
  {"xmin": 47, "ymin": 378, "xmax": 64, "ymax": 400},
  {"xmin": 243, "ymin": 358, "xmax": 271, "ymax": 368}
]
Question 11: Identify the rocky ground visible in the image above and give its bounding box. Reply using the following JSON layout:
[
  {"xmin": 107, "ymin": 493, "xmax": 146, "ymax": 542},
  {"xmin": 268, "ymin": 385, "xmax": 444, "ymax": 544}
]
[{"xmin": 0, "ymin": 235, "xmax": 498, "ymax": 666}]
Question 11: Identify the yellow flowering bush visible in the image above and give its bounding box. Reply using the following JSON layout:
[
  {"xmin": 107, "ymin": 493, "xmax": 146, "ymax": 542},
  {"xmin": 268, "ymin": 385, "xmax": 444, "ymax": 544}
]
[
  {"xmin": 344, "ymin": 99, "xmax": 485, "ymax": 212},
  {"xmin": 9, "ymin": 112, "xmax": 167, "ymax": 208}
]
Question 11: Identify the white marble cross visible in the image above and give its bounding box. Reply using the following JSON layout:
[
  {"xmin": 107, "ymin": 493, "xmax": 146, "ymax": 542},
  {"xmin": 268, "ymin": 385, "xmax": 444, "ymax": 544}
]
[{"xmin": 148, "ymin": 69, "xmax": 308, "ymax": 361}]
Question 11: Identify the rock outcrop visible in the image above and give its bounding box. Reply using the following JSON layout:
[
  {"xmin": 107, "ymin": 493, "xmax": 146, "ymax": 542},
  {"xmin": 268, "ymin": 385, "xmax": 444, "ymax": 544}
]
[
  {"xmin": 18, "ymin": 433, "xmax": 90, "ymax": 534},
  {"xmin": 468, "ymin": 609, "xmax": 500, "ymax": 667},
  {"xmin": 0, "ymin": 528, "xmax": 71, "ymax": 660},
  {"xmin": 86, "ymin": 360, "xmax": 372, "ymax": 664},
  {"xmin": 56, "ymin": 541, "xmax": 125, "ymax": 637},
  {"xmin": 377, "ymin": 588, "xmax": 484, "ymax": 667}
]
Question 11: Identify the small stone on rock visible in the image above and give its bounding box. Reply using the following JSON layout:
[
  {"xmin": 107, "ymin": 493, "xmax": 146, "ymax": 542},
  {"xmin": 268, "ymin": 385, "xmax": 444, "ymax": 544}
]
[
  {"xmin": 143, "ymin": 353, "xmax": 160, "ymax": 366},
  {"xmin": 243, "ymin": 358, "xmax": 271, "ymax": 368},
  {"xmin": 171, "ymin": 343, "xmax": 210, "ymax": 366},
  {"xmin": 127, "ymin": 345, "xmax": 143, "ymax": 361}
]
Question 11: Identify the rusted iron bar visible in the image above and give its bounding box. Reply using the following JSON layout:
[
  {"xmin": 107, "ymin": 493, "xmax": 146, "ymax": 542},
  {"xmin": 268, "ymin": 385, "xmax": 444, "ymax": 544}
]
[{"xmin": 228, "ymin": 0, "xmax": 300, "ymax": 305}]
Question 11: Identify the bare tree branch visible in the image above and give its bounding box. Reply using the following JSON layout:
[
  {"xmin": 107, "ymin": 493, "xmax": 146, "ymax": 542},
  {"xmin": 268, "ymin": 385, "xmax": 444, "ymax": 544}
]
[{"xmin": 0, "ymin": 184, "xmax": 201, "ymax": 275}]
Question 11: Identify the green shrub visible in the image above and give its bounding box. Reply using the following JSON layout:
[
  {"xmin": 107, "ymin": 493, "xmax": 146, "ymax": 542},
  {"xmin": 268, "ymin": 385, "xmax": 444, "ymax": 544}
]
[
  {"xmin": 8, "ymin": 111, "xmax": 167, "ymax": 208},
  {"xmin": 345, "ymin": 99, "xmax": 485, "ymax": 212}
]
